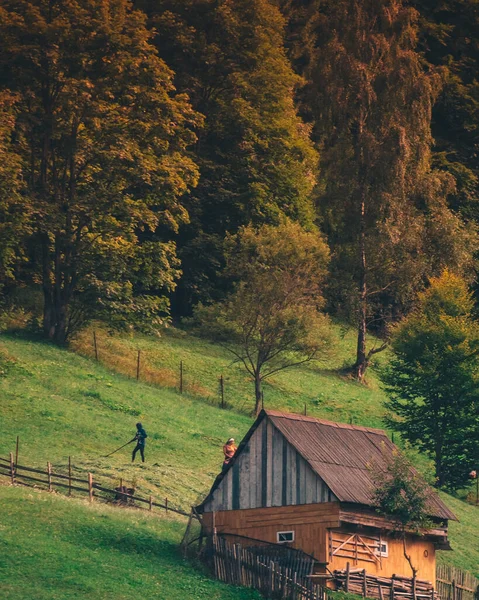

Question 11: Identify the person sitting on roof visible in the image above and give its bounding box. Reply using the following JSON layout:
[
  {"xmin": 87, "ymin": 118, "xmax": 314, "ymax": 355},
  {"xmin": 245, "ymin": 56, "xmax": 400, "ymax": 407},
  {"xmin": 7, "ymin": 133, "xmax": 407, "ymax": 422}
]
[{"xmin": 222, "ymin": 438, "xmax": 237, "ymax": 471}]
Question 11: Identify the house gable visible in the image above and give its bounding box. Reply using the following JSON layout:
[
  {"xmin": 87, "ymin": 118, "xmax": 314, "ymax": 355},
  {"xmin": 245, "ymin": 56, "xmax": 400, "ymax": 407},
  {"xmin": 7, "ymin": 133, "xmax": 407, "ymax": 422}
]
[{"xmin": 203, "ymin": 415, "xmax": 337, "ymax": 512}]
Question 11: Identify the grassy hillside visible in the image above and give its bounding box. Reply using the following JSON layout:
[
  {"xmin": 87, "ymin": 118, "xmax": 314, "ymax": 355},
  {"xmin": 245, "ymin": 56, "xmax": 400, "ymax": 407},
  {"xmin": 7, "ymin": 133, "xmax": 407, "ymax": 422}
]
[
  {"xmin": 0, "ymin": 484, "xmax": 260, "ymax": 600},
  {"xmin": 72, "ymin": 324, "xmax": 390, "ymax": 428},
  {"xmin": 1, "ymin": 329, "xmax": 478, "ymax": 582}
]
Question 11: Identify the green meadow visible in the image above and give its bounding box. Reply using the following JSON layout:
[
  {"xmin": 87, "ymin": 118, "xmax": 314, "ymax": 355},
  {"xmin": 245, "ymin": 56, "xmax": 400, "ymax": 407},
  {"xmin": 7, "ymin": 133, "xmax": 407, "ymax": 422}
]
[{"xmin": 0, "ymin": 326, "xmax": 478, "ymax": 600}]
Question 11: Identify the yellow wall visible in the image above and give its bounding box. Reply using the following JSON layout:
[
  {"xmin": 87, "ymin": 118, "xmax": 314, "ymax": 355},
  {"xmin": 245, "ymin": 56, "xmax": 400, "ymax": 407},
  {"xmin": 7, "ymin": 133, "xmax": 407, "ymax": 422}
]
[
  {"xmin": 202, "ymin": 504, "xmax": 437, "ymax": 585},
  {"xmin": 328, "ymin": 532, "xmax": 436, "ymax": 585}
]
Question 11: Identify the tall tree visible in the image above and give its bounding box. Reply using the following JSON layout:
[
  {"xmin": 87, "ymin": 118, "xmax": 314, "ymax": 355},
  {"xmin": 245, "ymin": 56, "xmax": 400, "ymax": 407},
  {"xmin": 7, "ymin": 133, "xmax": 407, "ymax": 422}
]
[
  {"xmin": 195, "ymin": 221, "xmax": 332, "ymax": 414},
  {"xmin": 382, "ymin": 271, "xmax": 479, "ymax": 490},
  {"xmin": 305, "ymin": 0, "xmax": 474, "ymax": 380},
  {"xmin": 0, "ymin": 91, "xmax": 28, "ymax": 291},
  {"xmin": 413, "ymin": 0, "xmax": 479, "ymax": 221},
  {"xmin": 137, "ymin": 0, "xmax": 319, "ymax": 315},
  {"xmin": 0, "ymin": 0, "xmax": 200, "ymax": 343}
]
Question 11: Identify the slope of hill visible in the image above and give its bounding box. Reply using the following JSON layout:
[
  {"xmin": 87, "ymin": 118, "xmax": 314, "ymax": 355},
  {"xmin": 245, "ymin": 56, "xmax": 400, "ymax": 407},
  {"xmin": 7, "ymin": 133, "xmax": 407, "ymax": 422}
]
[
  {"xmin": 0, "ymin": 330, "xmax": 478, "ymax": 581},
  {"xmin": 72, "ymin": 324, "xmax": 390, "ymax": 428},
  {"xmin": 0, "ymin": 484, "xmax": 260, "ymax": 600}
]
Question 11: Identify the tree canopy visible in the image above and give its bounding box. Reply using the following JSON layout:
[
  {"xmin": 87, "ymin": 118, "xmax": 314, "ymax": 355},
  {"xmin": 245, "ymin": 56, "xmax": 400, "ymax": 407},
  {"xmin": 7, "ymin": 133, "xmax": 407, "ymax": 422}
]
[
  {"xmin": 138, "ymin": 0, "xmax": 319, "ymax": 314},
  {"xmin": 0, "ymin": 0, "xmax": 200, "ymax": 342},
  {"xmin": 304, "ymin": 0, "xmax": 475, "ymax": 380},
  {"xmin": 382, "ymin": 271, "xmax": 479, "ymax": 490}
]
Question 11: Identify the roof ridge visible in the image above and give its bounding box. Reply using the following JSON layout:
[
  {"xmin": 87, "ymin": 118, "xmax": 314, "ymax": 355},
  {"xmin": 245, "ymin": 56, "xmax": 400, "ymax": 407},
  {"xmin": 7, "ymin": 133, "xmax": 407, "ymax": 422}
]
[{"xmin": 263, "ymin": 409, "xmax": 386, "ymax": 435}]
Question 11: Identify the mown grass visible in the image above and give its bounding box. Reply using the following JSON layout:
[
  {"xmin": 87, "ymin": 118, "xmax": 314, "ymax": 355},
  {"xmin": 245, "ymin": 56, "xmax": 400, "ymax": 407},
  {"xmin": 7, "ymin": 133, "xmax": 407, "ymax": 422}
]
[
  {"xmin": 1, "ymin": 328, "xmax": 478, "ymax": 584},
  {"xmin": 0, "ymin": 484, "xmax": 261, "ymax": 600}
]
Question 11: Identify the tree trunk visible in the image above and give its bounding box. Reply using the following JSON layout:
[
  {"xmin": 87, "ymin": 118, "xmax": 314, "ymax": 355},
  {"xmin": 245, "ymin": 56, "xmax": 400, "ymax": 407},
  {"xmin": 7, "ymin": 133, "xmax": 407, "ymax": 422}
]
[
  {"xmin": 41, "ymin": 234, "xmax": 70, "ymax": 344},
  {"xmin": 402, "ymin": 535, "xmax": 418, "ymax": 579},
  {"xmin": 42, "ymin": 235, "xmax": 55, "ymax": 340},
  {"xmin": 354, "ymin": 189, "xmax": 368, "ymax": 382},
  {"xmin": 254, "ymin": 372, "xmax": 262, "ymax": 416}
]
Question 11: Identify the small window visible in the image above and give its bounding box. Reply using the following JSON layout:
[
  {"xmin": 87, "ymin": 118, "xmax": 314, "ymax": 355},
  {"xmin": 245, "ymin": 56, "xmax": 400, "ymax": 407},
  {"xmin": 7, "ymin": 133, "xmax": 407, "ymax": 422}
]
[
  {"xmin": 376, "ymin": 541, "xmax": 388, "ymax": 558},
  {"xmin": 277, "ymin": 531, "xmax": 294, "ymax": 543}
]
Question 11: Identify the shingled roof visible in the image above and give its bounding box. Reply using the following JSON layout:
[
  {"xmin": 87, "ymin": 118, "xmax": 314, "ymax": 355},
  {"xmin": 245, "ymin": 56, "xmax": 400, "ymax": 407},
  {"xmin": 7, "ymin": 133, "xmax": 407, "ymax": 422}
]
[{"xmin": 200, "ymin": 409, "xmax": 456, "ymax": 521}]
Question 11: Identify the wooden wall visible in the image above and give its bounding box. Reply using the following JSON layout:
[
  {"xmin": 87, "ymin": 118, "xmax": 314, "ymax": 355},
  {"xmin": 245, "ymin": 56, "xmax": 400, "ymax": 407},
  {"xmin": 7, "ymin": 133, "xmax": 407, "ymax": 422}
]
[
  {"xmin": 202, "ymin": 502, "xmax": 341, "ymax": 560},
  {"xmin": 202, "ymin": 506, "xmax": 436, "ymax": 584},
  {"xmin": 328, "ymin": 531, "xmax": 436, "ymax": 585},
  {"xmin": 203, "ymin": 418, "xmax": 337, "ymax": 512}
]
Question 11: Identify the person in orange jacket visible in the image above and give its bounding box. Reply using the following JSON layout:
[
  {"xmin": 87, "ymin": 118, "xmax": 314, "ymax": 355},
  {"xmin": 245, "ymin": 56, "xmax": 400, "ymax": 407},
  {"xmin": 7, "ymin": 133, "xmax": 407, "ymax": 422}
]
[{"xmin": 222, "ymin": 438, "xmax": 237, "ymax": 471}]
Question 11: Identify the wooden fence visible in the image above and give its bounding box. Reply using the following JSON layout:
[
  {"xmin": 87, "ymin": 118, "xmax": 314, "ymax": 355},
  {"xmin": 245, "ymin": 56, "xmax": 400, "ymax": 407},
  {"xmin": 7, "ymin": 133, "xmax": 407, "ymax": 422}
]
[
  {"xmin": 0, "ymin": 453, "xmax": 189, "ymax": 518},
  {"xmin": 334, "ymin": 566, "xmax": 438, "ymax": 600},
  {"xmin": 436, "ymin": 565, "xmax": 479, "ymax": 600},
  {"xmin": 209, "ymin": 534, "xmax": 331, "ymax": 600}
]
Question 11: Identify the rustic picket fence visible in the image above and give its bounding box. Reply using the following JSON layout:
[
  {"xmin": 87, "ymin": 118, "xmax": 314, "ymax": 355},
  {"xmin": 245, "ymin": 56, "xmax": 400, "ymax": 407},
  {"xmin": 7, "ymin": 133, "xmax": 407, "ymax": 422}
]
[
  {"xmin": 208, "ymin": 534, "xmax": 332, "ymax": 600},
  {"xmin": 334, "ymin": 566, "xmax": 438, "ymax": 600},
  {"xmin": 0, "ymin": 453, "xmax": 189, "ymax": 517},
  {"xmin": 436, "ymin": 565, "xmax": 479, "ymax": 600}
]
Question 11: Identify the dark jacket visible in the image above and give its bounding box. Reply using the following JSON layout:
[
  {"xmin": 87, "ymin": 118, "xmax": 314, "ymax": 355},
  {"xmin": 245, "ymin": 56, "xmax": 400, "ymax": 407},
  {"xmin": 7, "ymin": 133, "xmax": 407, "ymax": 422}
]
[{"xmin": 135, "ymin": 427, "xmax": 147, "ymax": 446}]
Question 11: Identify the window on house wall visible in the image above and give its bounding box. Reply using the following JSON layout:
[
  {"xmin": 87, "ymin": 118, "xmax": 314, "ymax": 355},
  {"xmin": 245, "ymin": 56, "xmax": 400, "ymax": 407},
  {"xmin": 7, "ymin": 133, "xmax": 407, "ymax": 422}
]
[
  {"xmin": 277, "ymin": 531, "xmax": 294, "ymax": 543},
  {"xmin": 376, "ymin": 541, "xmax": 388, "ymax": 558}
]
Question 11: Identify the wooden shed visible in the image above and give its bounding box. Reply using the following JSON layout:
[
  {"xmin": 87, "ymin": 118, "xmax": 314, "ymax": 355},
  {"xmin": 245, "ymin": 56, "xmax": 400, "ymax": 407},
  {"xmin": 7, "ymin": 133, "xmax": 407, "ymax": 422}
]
[{"xmin": 197, "ymin": 410, "xmax": 456, "ymax": 586}]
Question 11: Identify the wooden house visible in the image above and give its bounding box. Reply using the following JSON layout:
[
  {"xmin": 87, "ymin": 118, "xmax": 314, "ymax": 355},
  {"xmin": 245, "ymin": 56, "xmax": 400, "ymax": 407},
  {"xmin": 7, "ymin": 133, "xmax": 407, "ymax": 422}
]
[{"xmin": 197, "ymin": 410, "xmax": 456, "ymax": 586}]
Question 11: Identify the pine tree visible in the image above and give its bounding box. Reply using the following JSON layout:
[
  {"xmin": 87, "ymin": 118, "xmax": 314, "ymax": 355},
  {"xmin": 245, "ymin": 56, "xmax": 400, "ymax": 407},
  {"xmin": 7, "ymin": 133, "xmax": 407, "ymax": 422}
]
[{"xmin": 383, "ymin": 271, "xmax": 479, "ymax": 490}]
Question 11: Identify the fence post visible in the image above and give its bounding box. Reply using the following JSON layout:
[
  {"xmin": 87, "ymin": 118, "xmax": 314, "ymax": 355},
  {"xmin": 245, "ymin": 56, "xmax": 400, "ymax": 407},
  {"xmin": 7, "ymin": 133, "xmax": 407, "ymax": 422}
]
[
  {"xmin": 220, "ymin": 375, "xmax": 225, "ymax": 408},
  {"xmin": 149, "ymin": 495, "xmax": 152, "ymax": 511},
  {"xmin": 362, "ymin": 569, "xmax": 367, "ymax": 597},
  {"xmin": 93, "ymin": 330, "xmax": 99, "ymax": 361},
  {"xmin": 270, "ymin": 561, "xmax": 275, "ymax": 595},
  {"xmin": 346, "ymin": 562, "xmax": 350, "ymax": 592},
  {"xmin": 390, "ymin": 575, "xmax": 395, "ymax": 600},
  {"xmin": 413, "ymin": 576, "xmax": 417, "ymax": 600},
  {"xmin": 47, "ymin": 462, "xmax": 52, "ymax": 491},
  {"xmin": 9, "ymin": 452, "xmax": 14, "ymax": 484},
  {"xmin": 452, "ymin": 580, "xmax": 456, "ymax": 600},
  {"xmin": 136, "ymin": 350, "xmax": 141, "ymax": 381},
  {"xmin": 68, "ymin": 456, "xmax": 72, "ymax": 496},
  {"xmin": 15, "ymin": 436, "xmax": 19, "ymax": 475},
  {"xmin": 88, "ymin": 473, "xmax": 93, "ymax": 502},
  {"xmin": 179, "ymin": 361, "xmax": 183, "ymax": 393},
  {"xmin": 165, "ymin": 497, "xmax": 168, "ymax": 513}
]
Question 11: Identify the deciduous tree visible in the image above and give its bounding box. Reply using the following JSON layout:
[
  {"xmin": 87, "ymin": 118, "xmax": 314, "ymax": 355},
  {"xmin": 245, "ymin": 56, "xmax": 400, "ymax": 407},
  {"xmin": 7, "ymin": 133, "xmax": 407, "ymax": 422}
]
[
  {"xmin": 195, "ymin": 221, "xmax": 332, "ymax": 414},
  {"xmin": 371, "ymin": 448, "xmax": 433, "ymax": 578},
  {"xmin": 138, "ymin": 0, "xmax": 319, "ymax": 315},
  {"xmin": 0, "ymin": 0, "xmax": 200, "ymax": 343},
  {"xmin": 303, "ymin": 0, "xmax": 475, "ymax": 380}
]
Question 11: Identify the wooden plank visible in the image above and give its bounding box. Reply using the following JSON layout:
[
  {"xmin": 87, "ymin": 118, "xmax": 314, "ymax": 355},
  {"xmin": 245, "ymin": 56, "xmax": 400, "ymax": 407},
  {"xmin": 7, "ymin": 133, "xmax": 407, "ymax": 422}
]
[
  {"xmin": 261, "ymin": 419, "xmax": 268, "ymax": 508},
  {"xmin": 266, "ymin": 420, "xmax": 273, "ymax": 507},
  {"xmin": 271, "ymin": 426, "xmax": 282, "ymax": 507},
  {"xmin": 249, "ymin": 420, "xmax": 257, "ymax": 508}
]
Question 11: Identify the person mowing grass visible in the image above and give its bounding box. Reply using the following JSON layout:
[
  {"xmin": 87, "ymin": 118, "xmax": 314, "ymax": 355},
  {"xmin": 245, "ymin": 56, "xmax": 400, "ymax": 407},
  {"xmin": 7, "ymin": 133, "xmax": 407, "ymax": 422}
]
[{"xmin": 132, "ymin": 422, "xmax": 148, "ymax": 463}]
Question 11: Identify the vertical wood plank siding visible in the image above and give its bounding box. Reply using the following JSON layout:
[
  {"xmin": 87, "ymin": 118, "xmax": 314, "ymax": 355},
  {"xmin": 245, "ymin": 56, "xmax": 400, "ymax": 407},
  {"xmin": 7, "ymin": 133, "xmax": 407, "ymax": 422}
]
[{"xmin": 204, "ymin": 420, "xmax": 337, "ymax": 512}]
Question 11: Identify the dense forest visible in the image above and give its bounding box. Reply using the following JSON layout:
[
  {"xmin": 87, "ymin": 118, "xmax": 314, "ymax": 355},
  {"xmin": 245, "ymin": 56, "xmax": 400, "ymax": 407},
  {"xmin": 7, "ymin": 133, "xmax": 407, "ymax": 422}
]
[{"xmin": 0, "ymin": 0, "xmax": 478, "ymax": 368}]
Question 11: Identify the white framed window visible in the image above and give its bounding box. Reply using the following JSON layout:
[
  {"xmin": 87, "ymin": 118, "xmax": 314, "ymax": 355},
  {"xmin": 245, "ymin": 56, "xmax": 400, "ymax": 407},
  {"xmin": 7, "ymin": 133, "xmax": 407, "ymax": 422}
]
[
  {"xmin": 277, "ymin": 531, "xmax": 294, "ymax": 543},
  {"xmin": 376, "ymin": 541, "xmax": 388, "ymax": 558}
]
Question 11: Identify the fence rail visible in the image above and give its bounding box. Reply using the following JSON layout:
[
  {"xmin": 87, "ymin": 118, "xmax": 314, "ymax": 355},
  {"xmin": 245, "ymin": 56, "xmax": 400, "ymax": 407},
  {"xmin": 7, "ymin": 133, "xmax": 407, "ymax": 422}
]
[
  {"xmin": 436, "ymin": 565, "xmax": 479, "ymax": 600},
  {"xmin": 0, "ymin": 453, "xmax": 189, "ymax": 518},
  {"xmin": 335, "ymin": 566, "xmax": 438, "ymax": 600}
]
